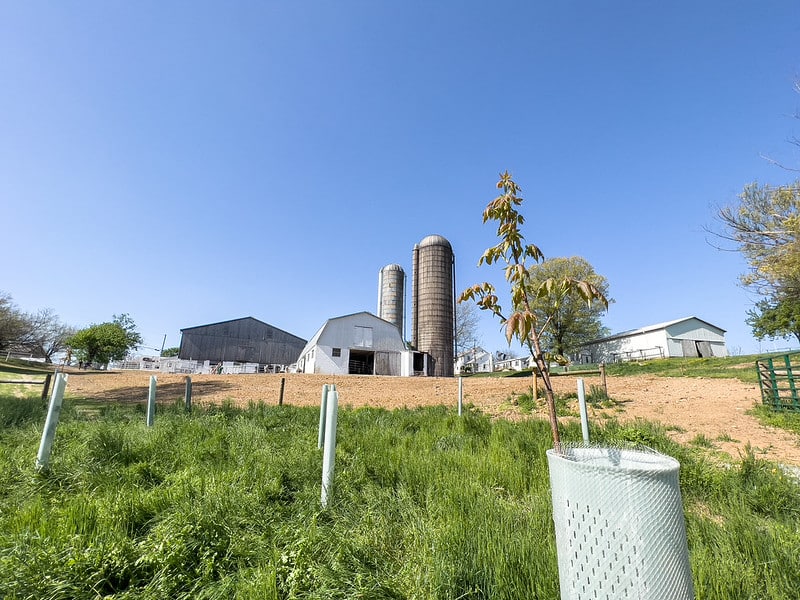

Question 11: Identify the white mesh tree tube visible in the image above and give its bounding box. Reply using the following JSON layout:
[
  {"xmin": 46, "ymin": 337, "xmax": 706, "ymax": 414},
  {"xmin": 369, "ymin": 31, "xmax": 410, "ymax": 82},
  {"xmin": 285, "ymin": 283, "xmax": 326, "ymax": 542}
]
[{"xmin": 547, "ymin": 446, "xmax": 694, "ymax": 600}]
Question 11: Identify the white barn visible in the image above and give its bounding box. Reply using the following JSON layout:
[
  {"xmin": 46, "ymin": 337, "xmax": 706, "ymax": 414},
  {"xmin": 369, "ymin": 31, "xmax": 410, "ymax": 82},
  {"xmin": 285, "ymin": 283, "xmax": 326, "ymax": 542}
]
[
  {"xmin": 296, "ymin": 311, "xmax": 430, "ymax": 376},
  {"xmin": 576, "ymin": 316, "xmax": 728, "ymax": 364}
]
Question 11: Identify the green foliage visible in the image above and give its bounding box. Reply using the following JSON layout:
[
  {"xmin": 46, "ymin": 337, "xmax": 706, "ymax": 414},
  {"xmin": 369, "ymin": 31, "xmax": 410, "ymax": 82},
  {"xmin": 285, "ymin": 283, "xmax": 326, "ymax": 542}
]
[
  {"xmin": 525, "ymin": 256, "xmax": 611, "ymax": 357},
  {"xmin": 66, "ymin": 314, "xmax": 143, "ymax": 365},
  {"xmin": 718, "ymin": 181, "xmax": 800, "ymax": 295},
  {"xmin": 459, "ymin": 171, "xmax": 608, "ymax": 444},
  {"xmin": 747, "ymin": 295, "xmax": 800, "ymax": 345},
  {"xmin": 161, "ymin": 346, "xmax": 180, "ymax": 357},
  {"xmin": 750, "ymin": 404, "xmax": 800, "ymax": 436}
]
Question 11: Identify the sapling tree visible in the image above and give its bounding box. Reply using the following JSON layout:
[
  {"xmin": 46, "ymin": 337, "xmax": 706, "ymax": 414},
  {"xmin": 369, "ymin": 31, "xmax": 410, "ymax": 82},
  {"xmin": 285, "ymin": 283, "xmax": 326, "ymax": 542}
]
[{"xmin": 460, "ymin": 171, "xmax": 608, "ymax": 447}]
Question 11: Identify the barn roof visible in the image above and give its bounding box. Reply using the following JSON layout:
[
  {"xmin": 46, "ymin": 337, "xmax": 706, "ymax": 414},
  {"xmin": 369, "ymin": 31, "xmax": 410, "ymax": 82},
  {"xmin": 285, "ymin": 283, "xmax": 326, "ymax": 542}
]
[
  {"xmin": 304, "ymin": 311, "xmax": 397, "ymax": 345},
  {"xmin": 586, "ymin": 316, "xmax": 726, "ymax": 344},
  {"xmin": 180, "ymin": 316, "xmax": 305, "ymax": 343}
]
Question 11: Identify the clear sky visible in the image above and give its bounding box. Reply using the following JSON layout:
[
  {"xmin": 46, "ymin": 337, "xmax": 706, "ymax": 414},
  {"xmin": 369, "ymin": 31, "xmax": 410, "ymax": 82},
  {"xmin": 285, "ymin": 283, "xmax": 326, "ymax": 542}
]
[{"xmin": 3, "ymin": 1, "xmax": 800, "ymax": 358}]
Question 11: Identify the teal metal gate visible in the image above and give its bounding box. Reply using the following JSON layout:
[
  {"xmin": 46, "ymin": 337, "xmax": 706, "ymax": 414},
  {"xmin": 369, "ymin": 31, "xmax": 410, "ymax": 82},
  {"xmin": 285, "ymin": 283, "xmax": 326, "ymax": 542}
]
[{"xmin": 756, "ymin": 353, "xmax": 800, "ymax": 411}]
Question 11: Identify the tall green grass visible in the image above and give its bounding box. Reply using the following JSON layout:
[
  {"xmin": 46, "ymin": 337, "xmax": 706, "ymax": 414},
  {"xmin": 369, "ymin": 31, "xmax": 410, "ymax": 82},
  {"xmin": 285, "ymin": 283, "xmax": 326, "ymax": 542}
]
[
  {"xmin": 0, "ymin": 396, "xmax": 799, "ymax": 599},
  {"xmin": 604, "ymin": 356, "xmax": 760, "ymax": 383}
]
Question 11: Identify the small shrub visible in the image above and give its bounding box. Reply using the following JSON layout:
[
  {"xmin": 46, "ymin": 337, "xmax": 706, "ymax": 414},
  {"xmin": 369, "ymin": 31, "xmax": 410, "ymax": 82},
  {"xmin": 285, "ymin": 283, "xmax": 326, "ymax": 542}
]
[
  {"xmin": 690, "ymin": 433, "xmax": 715, "ymax": 448},
  {"xmin": 587, "ymin": 384, "xmax": 609, "ymax": 402}
]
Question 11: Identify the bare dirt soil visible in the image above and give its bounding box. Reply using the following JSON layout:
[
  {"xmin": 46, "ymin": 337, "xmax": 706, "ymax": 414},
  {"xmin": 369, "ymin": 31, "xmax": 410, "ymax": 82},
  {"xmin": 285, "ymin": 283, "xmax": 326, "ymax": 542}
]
[{"xmin": 63, "ymin": 369, "xmax": 800, "ymax": 466}]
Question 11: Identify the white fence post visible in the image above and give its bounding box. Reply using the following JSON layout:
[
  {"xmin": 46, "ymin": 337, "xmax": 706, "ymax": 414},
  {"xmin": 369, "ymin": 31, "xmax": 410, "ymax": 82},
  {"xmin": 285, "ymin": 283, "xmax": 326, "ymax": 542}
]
[
  {"xmin": 318, "ymin": 384, "xmax": 329, "ymax": 449},
  {"xmin": 577, "ymin": 378, "xmax": 589, "ymax": 444},
  {"xmin": 320, "ymin": 388, "xmax": 339, "ymax": 508},
  {"xmin": 35, "ymin": 373, "xmax": 68, "ymax": 471}
]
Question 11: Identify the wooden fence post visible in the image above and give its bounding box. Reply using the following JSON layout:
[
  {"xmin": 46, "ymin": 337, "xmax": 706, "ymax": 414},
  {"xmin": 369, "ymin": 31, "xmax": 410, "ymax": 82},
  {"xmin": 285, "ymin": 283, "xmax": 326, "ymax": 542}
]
[
  {"xmin": 599, "ymin": 362, "xmax": 607, "ymax": 396},
  {"xmin": 184, "ymin": 376, "xmax": 192, "ymax": 412},
  {"xmin": 279, "ymin": 377, "xmax": 285, "ymax": 406},
  {"xmin": 40, "ymin": 373, "xmax": 52, "ymax": 403}
]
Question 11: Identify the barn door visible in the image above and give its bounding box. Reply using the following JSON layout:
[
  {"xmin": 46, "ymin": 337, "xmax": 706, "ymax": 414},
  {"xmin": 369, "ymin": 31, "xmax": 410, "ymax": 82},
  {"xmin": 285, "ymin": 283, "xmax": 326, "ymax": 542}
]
[
  {"xmin": 681, "ymin": 340, "xmax": 699, "ymax": 358},
  {"xmin": 681, "ymin": 340, "xmax": 712, "ymax": 358},
  {"xmin": 696, "ymin": 341, "xmax": 712, "ymax": 357},
  {"xmin": 374, "ymin": 352, "xmax": 400, "ymax": 376}
]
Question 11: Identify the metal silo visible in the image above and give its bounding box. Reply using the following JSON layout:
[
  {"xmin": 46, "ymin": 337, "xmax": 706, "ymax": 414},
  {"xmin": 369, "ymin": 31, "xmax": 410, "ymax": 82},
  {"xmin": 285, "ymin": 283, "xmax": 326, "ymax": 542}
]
[
  {"xmin": 412, "ymin": 234, "xmax": 455, "ymax": 377},
  {"xmin": 378, "ymin": 263, "xmax": 405, "ymax": 337}
]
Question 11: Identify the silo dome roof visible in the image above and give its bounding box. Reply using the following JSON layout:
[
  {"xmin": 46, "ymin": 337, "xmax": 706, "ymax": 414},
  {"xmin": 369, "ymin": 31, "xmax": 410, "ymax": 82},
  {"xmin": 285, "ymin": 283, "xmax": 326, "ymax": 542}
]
[
  {"xmin": 381, "ymin": 263, "xmax": 405, "ymax": 272},
  {"xmin": 419, "ymin": 234, "xmax": 452, "ymax": 249}
]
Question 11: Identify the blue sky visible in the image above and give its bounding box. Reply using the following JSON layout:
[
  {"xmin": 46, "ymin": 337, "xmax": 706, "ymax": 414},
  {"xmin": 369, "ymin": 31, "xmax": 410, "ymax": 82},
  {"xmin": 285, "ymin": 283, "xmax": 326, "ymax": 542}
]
[{"xmin": 3, "ymin": 1, "xmax": 799, "ymax": 357}]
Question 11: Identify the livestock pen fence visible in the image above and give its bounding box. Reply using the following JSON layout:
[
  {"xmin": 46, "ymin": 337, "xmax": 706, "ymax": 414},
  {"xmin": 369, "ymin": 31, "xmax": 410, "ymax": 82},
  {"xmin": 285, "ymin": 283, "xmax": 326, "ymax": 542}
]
[
  {"xmin": 109, "ymin": 357, "xmax": 290, "ymax": 375},
  {"xmin": 757, "ymin": 352, "xmax": 800, "ymax": 411}
]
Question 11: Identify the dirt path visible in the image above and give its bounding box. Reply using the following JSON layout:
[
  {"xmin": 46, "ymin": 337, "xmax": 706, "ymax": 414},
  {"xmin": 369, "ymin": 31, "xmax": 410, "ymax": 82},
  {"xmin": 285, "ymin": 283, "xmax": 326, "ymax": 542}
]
[{"xmin": 62, "ymin": 370, "xmax": 800, "ymax": 466}]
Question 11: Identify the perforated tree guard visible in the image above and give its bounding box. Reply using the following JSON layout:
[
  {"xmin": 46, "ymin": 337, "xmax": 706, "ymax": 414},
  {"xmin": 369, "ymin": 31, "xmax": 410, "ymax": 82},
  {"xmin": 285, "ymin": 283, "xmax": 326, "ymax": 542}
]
[{"xmin": 547, "ymin": 446, "xmax": 694, "ymax": 600}]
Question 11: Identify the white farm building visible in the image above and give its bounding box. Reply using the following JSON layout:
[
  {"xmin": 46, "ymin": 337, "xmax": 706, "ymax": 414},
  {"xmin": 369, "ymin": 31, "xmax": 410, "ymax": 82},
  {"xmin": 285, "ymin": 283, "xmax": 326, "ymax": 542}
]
[
  {"xmin": 455, "ymin": 347, "xmax": 495, "ymax": 374},
  {"xmin": 576, "ymin": 316, "xmax": 728, "ymax": 363},
  {"xmin": 296, "ymin": 311, "xmax": 431, "ymax": 376}
]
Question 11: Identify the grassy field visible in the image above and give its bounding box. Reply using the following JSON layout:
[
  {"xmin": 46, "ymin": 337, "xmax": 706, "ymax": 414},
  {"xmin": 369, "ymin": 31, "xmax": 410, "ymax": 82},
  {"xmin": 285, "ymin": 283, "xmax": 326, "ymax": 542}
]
[
  {"xmin": 465, "ymin": 354, "xmax": 767, "ymax": 384},
  {"xmin": 2, "ymin": 378, "xmax": 800, "ymax": 599}
]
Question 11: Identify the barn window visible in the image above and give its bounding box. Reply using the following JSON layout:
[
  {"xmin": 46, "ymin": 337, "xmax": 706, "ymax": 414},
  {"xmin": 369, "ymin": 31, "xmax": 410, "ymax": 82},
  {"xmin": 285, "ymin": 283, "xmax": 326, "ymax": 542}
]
[
  {"xmin": 332, "ymin": 348, "xmax": 341, "ymax": 357},
  {"xmin": 354, "ymin": 326, "xmax": 373, "ymax": 348}
]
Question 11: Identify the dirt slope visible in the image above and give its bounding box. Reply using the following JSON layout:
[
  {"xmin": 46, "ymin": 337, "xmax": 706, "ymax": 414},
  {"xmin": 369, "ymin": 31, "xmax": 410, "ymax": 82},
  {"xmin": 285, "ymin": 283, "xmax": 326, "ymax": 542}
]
[{"xmin": 62, "ymin": 369, "xmax": 800, "ymax": 466}]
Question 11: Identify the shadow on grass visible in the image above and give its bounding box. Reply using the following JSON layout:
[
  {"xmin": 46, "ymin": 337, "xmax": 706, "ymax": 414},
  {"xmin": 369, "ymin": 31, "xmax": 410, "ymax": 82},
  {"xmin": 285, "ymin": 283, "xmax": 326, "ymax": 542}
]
[
  {"xmin": 69, "ymin": 380, "xmax": 237, "ymax": 404},
  {"xmin": 0, "ymin": 362, "xmax": 54, "ymax": 376}
]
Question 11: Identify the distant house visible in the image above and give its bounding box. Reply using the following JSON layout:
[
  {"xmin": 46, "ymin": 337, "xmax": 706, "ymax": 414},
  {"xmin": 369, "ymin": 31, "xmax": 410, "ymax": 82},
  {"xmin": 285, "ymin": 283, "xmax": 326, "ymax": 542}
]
[
  {"xmin": 455, "ymin": 347, "xmax": 495, "ymax": 374},
  {"xmin": 575, "ymin": 317, "xmax": 728, "ymax": 363},
  {"xmin": 296, "ymin": 311, "xmax": 430, "ymax": 376},
  {"xmin": 495, "ymin": 354, "xmax": 534, "ymax": 372},
  {"xmin": 178, "ymin": 317, "xmax": 306, "ymax": 368}
]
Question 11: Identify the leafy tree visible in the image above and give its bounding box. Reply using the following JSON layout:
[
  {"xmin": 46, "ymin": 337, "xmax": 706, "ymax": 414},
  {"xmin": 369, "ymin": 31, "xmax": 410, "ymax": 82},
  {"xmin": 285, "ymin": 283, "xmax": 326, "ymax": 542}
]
[
  {"xmin": 527, "ymin": 256, "xmax": 611, "ymax": 360},
  {"xmin": 67, "ymin": 315, "xmax": 142, "ymax": 366},
  {"xmin": 717, "ymin": 182, "xmax": 800, "ymax": 297},
  {"xmin": 161, "ymin": 347, "xmax": 180, "ymax": 357},
  {"xmin": 455, "ymin": 300, "xmax": 482, "ymax": 355},
  {"xmin": 746, "ymin": 295, "xmax": 800, "ymax": 345},
  {"xmin": 112, "ymin": 313, "xmax": 144, "ymax": 349},
  {"xmin": 460, "ymin": 172, "xmax": 607, "ymax": 446}
]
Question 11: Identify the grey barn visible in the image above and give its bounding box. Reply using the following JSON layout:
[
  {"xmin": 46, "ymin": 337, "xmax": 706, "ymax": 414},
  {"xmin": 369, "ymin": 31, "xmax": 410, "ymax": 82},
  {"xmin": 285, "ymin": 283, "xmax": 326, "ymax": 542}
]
[{"xmin": 178, "ymin": 317, "xmax": 306, "ymax": 367}]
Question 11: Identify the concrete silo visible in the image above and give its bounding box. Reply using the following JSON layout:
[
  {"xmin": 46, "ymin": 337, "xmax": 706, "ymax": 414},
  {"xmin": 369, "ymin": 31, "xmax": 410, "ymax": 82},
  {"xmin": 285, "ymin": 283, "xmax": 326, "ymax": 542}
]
[
  {"xmin": 412, "ymin": 234, "xmax": 455, "ymax": 377},
  {"xmin": 377, "ymin": 263, "xmax": 405, "ymax": 337}
]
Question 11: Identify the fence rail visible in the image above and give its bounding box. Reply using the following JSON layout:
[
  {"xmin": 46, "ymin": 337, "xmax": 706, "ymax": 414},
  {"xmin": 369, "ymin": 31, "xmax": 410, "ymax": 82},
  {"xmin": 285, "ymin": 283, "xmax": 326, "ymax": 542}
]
[{"xmin": 0, "ymin": 373, "xmax": 53, "ymax": 402}]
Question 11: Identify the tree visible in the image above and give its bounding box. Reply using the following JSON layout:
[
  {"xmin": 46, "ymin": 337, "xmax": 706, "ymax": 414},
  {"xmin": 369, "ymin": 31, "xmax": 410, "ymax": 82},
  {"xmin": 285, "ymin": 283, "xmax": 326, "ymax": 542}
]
[
  {"xmin": 526, "ymin": 256, "xmax": 611, "ymax": 360},
  {"xmin": 717, "ymin": 182, "xmax": 800, "ymax": 297},
  {"xmin": 746, "ymin": 295, "xmax": 800, "ymax": 345},
  {"xmin": 717, "ymin": 181, "xmax": 800, "ymax": 344},
  {"xmin": 0, "ymin": 292, "xmax": 26, "ymax": 353},
  {"xmin": 161, "ymin": 347, "xmax": 180, "ymax": 357},
  {"xmin": 67, "ymin": 315, "xmax": 142, "ymax": 366},
  {"xmin": 455, "ymin": 300, "xmax": 482, "ymax": 355},
  {"xmin": 17, "ymin": 308, "xmax": 76, "ymax": 363},
  {"xmin": 460, "ymin": 172, "xmax": 607, "ymax": 447},
  {"xmin": 112, "ymin": 313, "xmax": 144, "ymax": 350},
  {"xmin": 0, "ymin": 293, "xmax": 74, "ymax": 361}
]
